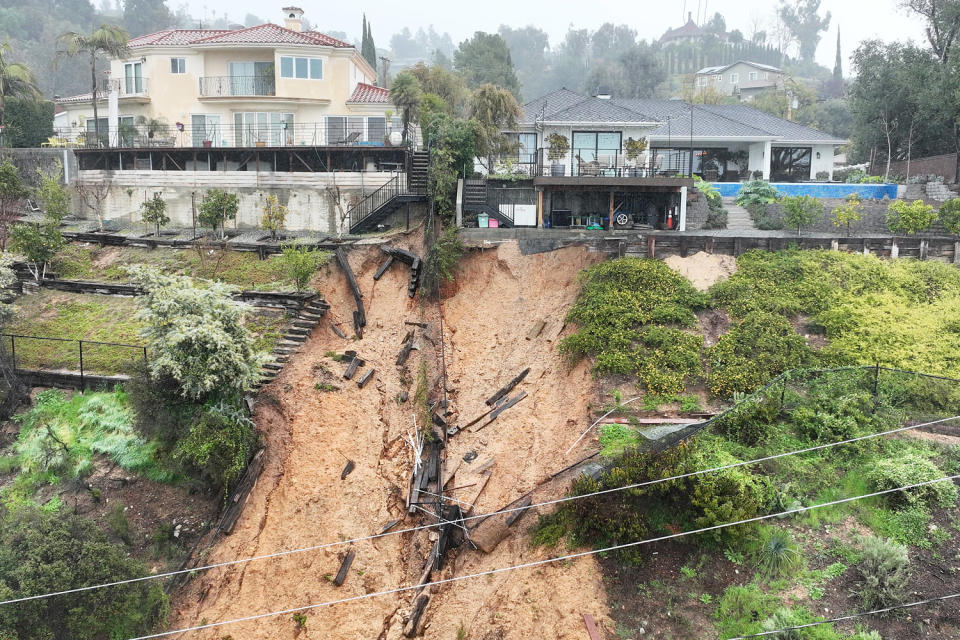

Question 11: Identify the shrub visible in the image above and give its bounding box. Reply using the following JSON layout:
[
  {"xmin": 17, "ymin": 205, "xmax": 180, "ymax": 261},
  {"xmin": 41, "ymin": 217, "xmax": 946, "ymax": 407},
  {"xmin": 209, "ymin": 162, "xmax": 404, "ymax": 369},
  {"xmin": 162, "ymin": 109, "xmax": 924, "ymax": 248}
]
[
  {"xmin": 856, "ymin": 536, "xmax": 911, "ymax": 610},
  {"xmin": 865, "ymin": 454, "xmax": 957, "ymax": 510},
  {"xmin": 140, "ymin": 193, "xmax": 169, "ymax": 237},
  {"xmin": 886, "ymin": 199, "xmax": 937, "ymax": 235},
  {"xmin": 198, "ymin": 188, "xmax": 239, "ymax": 238},
  {"xmin": 35, "ymin": 162, "xmax": 70, "ymax": 223},
  {"xmin": 708, "ymin": 311, "xmax": 812, "ymax": 397},
  {"xmin": 781, "ymin": 195, "xmax": 824, "ymax": 236},
  {"xmin": 173, "ymin": 398, "xmax": 258, "ymax": 496},
  {"xmin": 747, "ymin": 202, "xmax": 785, "ymax": 230},
  {"xmin": 705, "ymin": 206, "xmax": 728, "ymax": 229},
  {"xmin": 736, "ymin": 180, "xmax": 780, "ymax": 207},
  {"xmin": 815, "ymin": 170, "xmax": 830, "ymax": 181},
  {"xmin": 939, "ymin": 198, "xmax": 960, "ymax": 237},
  {"xmin": 279, "ymin": 244, "xmax": 324, "ymax": 292},
  {"xmin": 261, "ymin": 194, "xmax": 288, "ymax": 240},
  {"xmin": 831, "ymin": 193, "xmax": 864, "ymax": 237},
  {"xmin": 760, "ymin": 607, "xmax": 840, "ymax": 639},
  {"xmin": 752, "ymin": 526, "xmax": 804, "ymax": 578},
  {"xmin": 713, "ymin": 394, "xmax": 782, "ymax": 445},
  {"xmin": 421, "ymin": 226, "xmax": 465, "ymax": 296},
  {"xmin": 127, "ymin": 266, "xmax": 268, "ymax": 400},
  {"xmin": 560, "ymin": 258, "xmax": 706, "ymax": 388},
  {"xmin": 0, "ymin": 506, "xmax": 168, "ymax": 640},
  {"xmin": 688, "ymin": 448, "xmax": 770, "ymax": 543},
  {"xmin": 10, "ymin": 221, "xmax": 65, "ymax": 282},
  {"xmin": 696, "ymin": 176, "xmax": 728, "ymax": 229}
]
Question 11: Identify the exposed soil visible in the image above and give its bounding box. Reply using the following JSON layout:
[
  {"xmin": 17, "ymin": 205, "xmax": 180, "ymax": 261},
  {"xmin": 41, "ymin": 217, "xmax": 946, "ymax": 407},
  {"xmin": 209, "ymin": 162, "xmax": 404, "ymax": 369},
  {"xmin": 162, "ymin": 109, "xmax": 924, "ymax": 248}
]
[
  {"xmin": 698, "ymin": 308, "xmax": 731, "ymax": 348},
  {"xmin": 172, "ymin": 239, "xmax": 611, "ymax": 638},
  {"xmin": 663, "ymin": 251, "xmax": 737, "ymax": 292}
]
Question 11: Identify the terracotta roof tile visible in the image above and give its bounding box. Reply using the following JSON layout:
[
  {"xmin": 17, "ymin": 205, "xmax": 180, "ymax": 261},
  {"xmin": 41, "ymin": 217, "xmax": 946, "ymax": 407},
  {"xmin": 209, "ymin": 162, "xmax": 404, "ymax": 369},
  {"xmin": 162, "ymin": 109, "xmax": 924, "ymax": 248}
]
[
  {"xmin": 348, "ymin": 82, "xmax": 390, "ymax": 104},
  {"xmin": 127, "ymin": 24, "xmax": 353, "ymax": 48}
]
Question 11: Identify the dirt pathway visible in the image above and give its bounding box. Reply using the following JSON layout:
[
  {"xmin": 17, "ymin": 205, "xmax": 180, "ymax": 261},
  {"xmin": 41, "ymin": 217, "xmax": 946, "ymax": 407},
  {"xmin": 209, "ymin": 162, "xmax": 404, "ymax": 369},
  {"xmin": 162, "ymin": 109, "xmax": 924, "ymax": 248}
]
[{"xmin": 173, "ymin": 240, "xmax": 613, "ymax": 639}]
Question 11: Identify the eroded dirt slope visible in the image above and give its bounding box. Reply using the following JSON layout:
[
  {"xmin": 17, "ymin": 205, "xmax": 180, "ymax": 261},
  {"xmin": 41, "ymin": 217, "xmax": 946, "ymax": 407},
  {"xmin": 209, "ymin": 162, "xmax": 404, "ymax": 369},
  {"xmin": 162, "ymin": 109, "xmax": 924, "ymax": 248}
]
[{"xmin": 173, "ymin": 240, "xmax": 611, "ymax": 639}]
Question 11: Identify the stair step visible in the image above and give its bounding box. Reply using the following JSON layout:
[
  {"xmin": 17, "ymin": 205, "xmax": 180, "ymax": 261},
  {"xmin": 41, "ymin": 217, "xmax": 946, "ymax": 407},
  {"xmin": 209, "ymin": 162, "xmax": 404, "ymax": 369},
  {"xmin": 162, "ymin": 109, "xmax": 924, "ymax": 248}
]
[
  {"xmin": 292, "ymin": 320, "xmax": 318, "ymax": 329},
  {"xmin": 274, "ymin": 348, "xmax": 295, "ymax": 355},
  {"xmin": 287, "ymin": 327, "xmax": 310, "ymax": 336},
  {"xmin": 282, "ymin": 334, "xmax": 307, "ymax": 343}
]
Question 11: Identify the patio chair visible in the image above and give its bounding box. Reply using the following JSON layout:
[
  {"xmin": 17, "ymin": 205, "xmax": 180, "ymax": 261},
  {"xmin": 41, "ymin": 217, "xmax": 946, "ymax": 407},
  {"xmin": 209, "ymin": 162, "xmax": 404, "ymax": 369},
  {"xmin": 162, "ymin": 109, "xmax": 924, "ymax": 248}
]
[{"xmin": 335, "ymin": 131, "xmax": 361, "ymax": 145}]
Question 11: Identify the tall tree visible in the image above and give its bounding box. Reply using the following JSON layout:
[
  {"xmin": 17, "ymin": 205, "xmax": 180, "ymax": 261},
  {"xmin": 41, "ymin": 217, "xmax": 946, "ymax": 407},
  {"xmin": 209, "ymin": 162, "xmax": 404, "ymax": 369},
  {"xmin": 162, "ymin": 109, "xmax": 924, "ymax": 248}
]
[
  {"xmin": 778, "ymin": 0, "xmax": 832, "ymax": 63},
  {"xmin": 390, "ymin": 71, "xmax": 422, "ymax": 143},
  {"xmin": 56, "ymin": 24, "xmax": 130, "ymax": 146},
  {"xmin": 832, "ymin": 28, "xmax": 843, "ymax": 94},
  {"xmin": 453, "ymin": 32, "xmax": 521, "ymax": 98},
  {"xmin": 361, "ymin": 14, "xmax": 377, "ymax": 71},
  {"xmin": 900, "ymin": 0, "xmax": 960, "ymax": 64},
  {"xmin": 122, "ymin": 0, "xmax": 172, "ymax": 37},
  {"xmin": 497, "ymin": 25, "xmax": 550, "ymax": 100},
  {"xmin": 0, "ymin": 41, "xmax": 40, "ymax": 137},
  {"xmin": 468, "ymin": 83, "xmax": 521, "ymax": 171}
]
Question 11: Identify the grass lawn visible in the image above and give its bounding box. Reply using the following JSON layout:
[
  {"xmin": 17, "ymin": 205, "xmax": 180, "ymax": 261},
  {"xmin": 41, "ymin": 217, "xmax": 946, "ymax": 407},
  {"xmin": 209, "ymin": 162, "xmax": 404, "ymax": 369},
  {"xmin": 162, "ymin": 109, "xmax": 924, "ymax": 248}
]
[
  {"xmin": 53, "ymin": 243, "xmax": 331, "ymax": 291},
  {"xmin": 6, "ymin": 290, "xmax": 144, "ymax": 375}
]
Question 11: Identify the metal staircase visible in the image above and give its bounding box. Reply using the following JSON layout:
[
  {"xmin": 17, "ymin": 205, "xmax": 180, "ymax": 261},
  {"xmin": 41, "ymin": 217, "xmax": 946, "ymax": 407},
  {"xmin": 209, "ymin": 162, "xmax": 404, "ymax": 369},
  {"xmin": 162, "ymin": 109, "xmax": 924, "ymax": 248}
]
[
  {"xmin": 462, "ymin": 179, "xmax": 515, "ymax": 227},
  {"xmin": 348, "ymin": 151, "xmax": 429, "ymax": 234}
]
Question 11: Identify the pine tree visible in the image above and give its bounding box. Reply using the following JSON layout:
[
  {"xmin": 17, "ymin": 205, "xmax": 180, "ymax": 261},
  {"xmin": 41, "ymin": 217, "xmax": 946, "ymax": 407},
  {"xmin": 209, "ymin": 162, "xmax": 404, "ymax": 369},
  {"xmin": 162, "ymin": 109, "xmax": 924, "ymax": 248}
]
[
  {"xmin": 832, "ymin": 28, "xmax": 843, "ymax": 96},
  {"xmin": 361, "ymin": 14, "xmax": 377, "ymax": 72}
]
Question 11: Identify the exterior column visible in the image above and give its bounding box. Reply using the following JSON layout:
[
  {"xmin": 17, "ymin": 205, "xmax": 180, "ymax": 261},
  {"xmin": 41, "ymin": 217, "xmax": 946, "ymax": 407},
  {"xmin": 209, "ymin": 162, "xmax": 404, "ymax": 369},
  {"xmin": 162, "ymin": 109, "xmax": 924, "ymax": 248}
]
[
  {"xmin": 608, "ymin": 190, "xmax": 614, "ymax": 230},
  {"xmin": 455, "ymin": 178, "xmax": 463, "ymax": 227},
  {"xmin": 537, "ymin": 190, "xmax": 543, "ymax": 228},
  {"xmin": 678, "ymin": 186, "xmax": 688, "ymax": 231},
  {"xmin": 107, "ymin": 80, "xmax": 119, "ymax": 148},
  {"xmin": 762, "ymin": 140, "xmax": 772, "ymax": 180}
]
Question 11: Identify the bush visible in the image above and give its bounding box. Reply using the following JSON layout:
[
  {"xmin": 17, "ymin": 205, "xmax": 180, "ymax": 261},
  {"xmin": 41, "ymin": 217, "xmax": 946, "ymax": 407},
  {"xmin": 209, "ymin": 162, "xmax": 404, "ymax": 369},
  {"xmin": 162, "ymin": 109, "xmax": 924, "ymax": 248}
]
[
  {"xmin": 172, "ymin": 398, "xmax": 258, "ymax": 496},
  {"xmin": 696, "ymin": 176, "xmax": 728, "ymax": 229},
  {"xmin": 688, "ymin": 448, "xmax": 770, "ymax": 543},
  {"xmin": 0, "ymin": 506, "xmax": 168, "ymax": 640},
  {"xmin": 815, "ymin": 170, "xmax": 830, "ymax": 181},
  {"xmin": 759, "ymin": 607, "xmax": 842, "ymax": 639},
  {"xmin": 856, "ymin": 536, "xmax": 911, "ymax": 610},
  {"xmin": 421, "ymin": 226, "xmax": 465, "ymax": 296},
  {"xmin": 560, "ymin": 258, "xmax": 706, "ymax": 389},
  {"xmin": 752, "ymin": 526, "xmax": 804, "ymax": 578},
  {"xmin": 736, "ymin": 180, "xmax": 780, "ymax": 207},
  {"xmin": 865, "ymin": 454, "xmax": 957, "ymax": 510},
  {"xmin": 886, "ymin": 199, "xmax": 937, "ymax": 235},
  {"xmin": 713, "ymin": 394, "xmax": 782, "ymax": 445},
  {"xmin": 781, "ymin": 195, "xmax": 824, "ymax": 235},
  {"xmin": 279, "ymin": 244, "xmax": 324, "ymax": 292},
  {"xmin": 831, "ymin": 194, "xmax": 864, "ymax": 237},
  {"xmin": 708, "ymin": 311, "xmax": 812, "ymax": 397},
  {"xmin": 747, "ymin": 202, "xmax": 785, "ymax": 230},
  {"xmin": 939, "ymin": 198, "xmax": 960, "ymax": 237},
  {"xmin": 198, "ymin": 188, "xmax": 239, "ymax": 238}
]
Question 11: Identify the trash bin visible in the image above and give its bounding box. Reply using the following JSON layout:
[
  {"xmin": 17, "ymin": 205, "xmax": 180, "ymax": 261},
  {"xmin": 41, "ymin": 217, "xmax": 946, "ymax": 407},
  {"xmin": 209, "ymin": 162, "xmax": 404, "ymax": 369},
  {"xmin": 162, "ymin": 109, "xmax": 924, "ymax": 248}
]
[
  {"xmin": 477, "ymin": 213, "xmax": 489, "ymax": 228},
  {"xmin": 489, "ymin": 218, "xmax": 499, "ymax": 228}
]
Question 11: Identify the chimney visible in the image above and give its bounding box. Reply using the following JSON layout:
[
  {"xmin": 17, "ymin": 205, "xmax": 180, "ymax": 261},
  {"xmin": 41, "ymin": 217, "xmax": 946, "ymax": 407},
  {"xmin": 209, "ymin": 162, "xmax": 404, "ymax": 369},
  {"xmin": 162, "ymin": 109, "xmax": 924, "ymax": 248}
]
[
  {"xmin": 282, "ymin": 6, "xmax": 304, "ymax": 32},
  {"xmin": 688, "ymin": 11, "xmax": 693, "ymax": 23},
  {"xmin": 595, "ymin": 86, "xmax": 612, "ymax": 100}
]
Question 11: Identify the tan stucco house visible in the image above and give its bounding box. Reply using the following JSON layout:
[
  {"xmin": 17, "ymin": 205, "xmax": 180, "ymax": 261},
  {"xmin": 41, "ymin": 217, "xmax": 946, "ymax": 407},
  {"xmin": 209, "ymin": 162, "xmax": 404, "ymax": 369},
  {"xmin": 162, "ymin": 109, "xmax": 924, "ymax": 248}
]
[
  {"xmin": 55, "ymin": 7, "xmax": 401, "ymax": 147},
  {"xmin": 694, "ymin": 61, "xmax": 787, "ymax": 102}
]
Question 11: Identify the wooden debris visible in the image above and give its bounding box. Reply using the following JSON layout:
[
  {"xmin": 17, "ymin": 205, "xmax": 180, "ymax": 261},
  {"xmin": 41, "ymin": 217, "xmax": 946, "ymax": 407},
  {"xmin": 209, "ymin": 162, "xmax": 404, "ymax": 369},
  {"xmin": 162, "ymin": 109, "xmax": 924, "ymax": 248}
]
[
  {"xmin": 469, "ymin": 391, "xmax": 528, "ymax": 433},
  {"xmin": 485, "ymin": 368, "xmax": 530, "ymax": 406},
  {"xmin": 379, "ymin": 519, "xmax": 401, "ymax": 535},
  {"xmin": 505, "ymin": 496, "xmax": 532, "ymax": 527},
  {"xmin": 400, "ymin": 329, "xmax": 413, "ymax": 345},
  {"xmin": 332, "ymin": 549, "xmax": 355, "ymax": 586},
  {"xmin": 218, "ymin": 449, "xmax": 265, "ymax": 535},
  {"xmin": 404, "ymin": 321, "xmax": 428, "ymax": 328},
  {"xmin": 583, "ymin": 614, "xmax": 603, "ymax": 640},
  {"xmin": 396, "ymin": 340, "xmax": 415, "ymax": 366},
  {"xmin": 357, "ymin": 368, "xmax": 375, "ymax": 388},
  {"xmin": 526, "ymin": 320, "xmax": 546, "ymax": 340},
  {"xmin": 343, "ymin": 356, "xmax": 364, "ymax": 380},
  {"xmin": 373, "ymin": 255, "xmax": 394, "ymax": 280},
  {"xmin": 340, "ymin": 460, "xmax": 355, "ymax": 479},
  {"xmin": 330, "ymin": 324, "xmax": 347, "ymax": 339},
  {"xmin": 336, "ymin": 248, "xmax": 365, "ymax": 336},
  {"xmin": 441, "ymin": 457, "xmax": 462, "ymax": 487},
  {"xmin": 403, "ymin": 594, "xmax": 430, "ymax": 637}
]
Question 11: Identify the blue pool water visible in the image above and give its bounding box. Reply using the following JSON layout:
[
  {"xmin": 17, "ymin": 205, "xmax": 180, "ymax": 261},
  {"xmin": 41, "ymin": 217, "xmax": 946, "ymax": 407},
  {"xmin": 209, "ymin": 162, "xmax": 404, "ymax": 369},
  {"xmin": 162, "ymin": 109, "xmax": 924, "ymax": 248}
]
[{"xmin": 712, "ymin": 182, "xmax": 899, "ymax": 199}]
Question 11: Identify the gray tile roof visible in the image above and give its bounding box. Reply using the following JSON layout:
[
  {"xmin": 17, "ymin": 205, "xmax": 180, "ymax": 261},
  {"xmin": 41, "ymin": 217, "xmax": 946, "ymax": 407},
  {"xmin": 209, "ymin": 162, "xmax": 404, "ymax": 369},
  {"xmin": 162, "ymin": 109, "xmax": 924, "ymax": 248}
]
[{"xmin": 520, "ymin": 90, "xmax": 844, "ymax": 145}]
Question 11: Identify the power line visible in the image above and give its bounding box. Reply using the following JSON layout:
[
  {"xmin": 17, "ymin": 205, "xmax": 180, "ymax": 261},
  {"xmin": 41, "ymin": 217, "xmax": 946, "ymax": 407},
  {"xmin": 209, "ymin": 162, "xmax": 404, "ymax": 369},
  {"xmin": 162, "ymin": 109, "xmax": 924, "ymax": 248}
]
[
  {"xmin": 729, "ymin": 591, "xmax": 960, "ymax": 639},
  {"xmin": 128, "ymin": 475, "xmax": 960, "ymax": 639},
  {"xmin": 4, "ymin": 413, "xmax": 958, "ymax": 607}
]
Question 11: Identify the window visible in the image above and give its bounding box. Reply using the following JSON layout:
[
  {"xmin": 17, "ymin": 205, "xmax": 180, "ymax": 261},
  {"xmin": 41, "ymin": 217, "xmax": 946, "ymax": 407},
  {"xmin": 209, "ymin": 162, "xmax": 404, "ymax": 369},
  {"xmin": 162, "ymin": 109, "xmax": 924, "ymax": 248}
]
[
  {"xmin": 191, "ymin": 114, "xmax": 220, "ymax": 146},
  {"xmin": 572, "ymin": 131, "xmax": 622, "ymax": 175},
  {"xmin": 730, "ymin": 73, "xmax": 739, "ymax": 84},
  {"xmin": 280, "ymin": 56, "xmax": 323, "ymax": 79},
  {"xmin": 770, "ymin": 147, "xmax": 812, "ymax": 182},
  {"xmin": 170, "ymin": 57, "xmax": 186, "ymax": 74},
  {"xmin": 123, "ymin": 61, "xmax": 143, "ymax": 94},
  {"xmin": 697, "ymin": 76, "xmax": 708, "ymax": 87},
  {"xmin": 233, "ymin": 112, "xmax": 293, "ymax": 145},
  {"xmin": 228, "ymin": 61, "xmax": 275, "ymax": 95},
  {"xmin": 748, "ymin": 71, "xmax": 758, "ymax": 81},
  {"xmin": 714, "ymin": 74, "xmax": 722, "ymax": 83},
  {"xmin": 762, "ymin": 72, "xmax": 769, "ymax": 80},
  {"xmin": 367, "ymin": 116, "xmax": 386, "ymax": 142},
  {"xmin": 326, "ymin": 116, "xmax": 346, "ymax": 144}
]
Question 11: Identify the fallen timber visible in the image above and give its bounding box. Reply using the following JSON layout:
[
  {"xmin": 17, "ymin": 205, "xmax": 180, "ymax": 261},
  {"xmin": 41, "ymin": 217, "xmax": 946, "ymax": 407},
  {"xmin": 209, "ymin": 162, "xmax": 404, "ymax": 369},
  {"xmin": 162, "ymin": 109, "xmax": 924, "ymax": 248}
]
[{"xmin": 335, "ymin": 248, "xmax": 366, "ymax": 336}]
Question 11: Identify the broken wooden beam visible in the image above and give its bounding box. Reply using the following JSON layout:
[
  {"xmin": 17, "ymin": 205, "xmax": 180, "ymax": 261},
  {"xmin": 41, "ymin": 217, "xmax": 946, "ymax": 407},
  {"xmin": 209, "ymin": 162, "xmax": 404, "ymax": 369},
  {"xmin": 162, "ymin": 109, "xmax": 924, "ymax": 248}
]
[
  {"xmin": 400, "ymin": 329, "xmax": 413, "ymax": 345},
  {"xmin": 379, "ymin": 518, "xmax": 401, "ymax": 535},
  {"xmin": 383, "ymin": 246, "xmax": 420, "ymax": 265},
  {"xmin": 336, "ymin": 247, "xmax": 365, "ymax": 336},
  {"xmin": 396, "ymin": 342, "xmax": 414, "ymax": 366},
  {"xmin": 343, "ymin": 356, "xmax": 364, "ymax": 380},
  {"xmin": 340, "ymin": 460, "xmax": 355, "ymax": 479},
  {"xmin": 504, "ymin": 497, "xmax": 532, "ymax": 527},
  {"xmin": 373, "ymin": 255, "xmax": 394, "ymax": 280},
  {"xmin": 357, "ymin": 368, "xmax": 375, "ymax": 388},
  {"xmin": 526, "ymin": 320, "xmax": 546, "ymax": 340},
  {"xmin": 403, "ymin": 593, "xmax": 430, "ymax": 637},
  {"xmin": 404, "ymin": 321, "xmax": 428, "ymax": 328},
  {"xmin": 330, "ymin": 324, "xmax": 347, "ymax": 339},
  {"xmin": 489, "ymin": 391, "xmax": 527, "ymax": 421},
  {"xmin": 485, "ymin": 368, "xmax": 530, "ymax": 406},
  {"xmin": 332, "ymin": 549, "xmax": 355, "ymax": 586},
  {"xmin": 583, "ymin": 614, "xmax": 603, "ymax": 640},
  {"xmin": 217, "ymin": 448, "xmax": 265, "ymax": 535}
]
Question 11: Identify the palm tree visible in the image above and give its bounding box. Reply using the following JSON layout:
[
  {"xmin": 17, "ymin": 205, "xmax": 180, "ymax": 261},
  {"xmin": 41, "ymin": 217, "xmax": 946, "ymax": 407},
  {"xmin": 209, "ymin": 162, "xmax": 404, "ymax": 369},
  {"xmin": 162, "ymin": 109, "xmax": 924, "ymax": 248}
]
[
  {"xmin": 389, "ymin": 71, "xmax": 422, "ymax": 144},
  {"xmin": 56, "ymin": 25, "xmax": 130, "ymax": 146},
  {"xmin": 0, "ymin": 41, "xmax": 41, "ymax": 138}
]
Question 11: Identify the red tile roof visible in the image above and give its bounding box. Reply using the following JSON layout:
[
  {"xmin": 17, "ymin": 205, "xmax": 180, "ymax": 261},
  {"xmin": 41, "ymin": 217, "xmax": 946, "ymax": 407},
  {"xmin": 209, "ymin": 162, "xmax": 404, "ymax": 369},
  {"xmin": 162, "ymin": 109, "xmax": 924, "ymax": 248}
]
[
  {"xmin": 127, "ymin": 24, "xmax": 352, "ymax": 48},
  {"xmin": 55, "ymin": 92, "xmax": 103, "ymax": 105},
  {"xmin": 347, "ymin": 82, "xmax": 390, "ymax": 104}
]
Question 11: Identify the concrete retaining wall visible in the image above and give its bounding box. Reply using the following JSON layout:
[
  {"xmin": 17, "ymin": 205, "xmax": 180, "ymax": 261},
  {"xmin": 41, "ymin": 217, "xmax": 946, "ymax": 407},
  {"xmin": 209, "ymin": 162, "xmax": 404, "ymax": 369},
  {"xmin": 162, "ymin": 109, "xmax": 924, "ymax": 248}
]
[{"xmin": 74, "ymin": 170, "xmax": 395, "ymax": 233}]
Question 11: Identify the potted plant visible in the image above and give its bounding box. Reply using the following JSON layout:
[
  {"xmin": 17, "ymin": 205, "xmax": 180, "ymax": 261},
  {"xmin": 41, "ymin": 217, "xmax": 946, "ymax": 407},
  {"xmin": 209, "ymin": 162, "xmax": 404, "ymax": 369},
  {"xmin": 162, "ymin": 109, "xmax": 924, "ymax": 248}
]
[
  {"xmin": 546, "ymin": 133, "xmax": 569, "ymax": 176},
  {"xmin": 624, "ymin": 137, "xmax": 647, "ymax": 177},
  {"xmin": 202, "ymin": 139, "xmax": 213, "ymax": 148}
]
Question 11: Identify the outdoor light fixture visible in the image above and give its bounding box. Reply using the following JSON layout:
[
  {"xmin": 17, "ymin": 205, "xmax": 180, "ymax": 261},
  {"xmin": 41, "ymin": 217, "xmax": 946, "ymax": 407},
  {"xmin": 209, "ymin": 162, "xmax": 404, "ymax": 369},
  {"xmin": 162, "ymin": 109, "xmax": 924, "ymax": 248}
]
[
  {"xmin": 176, "ymin": 122, "xmax": 184, "ymax": 131},
  {"xmin": 816, "ymin": 151, "xmax": 821, "ymax": 159}
]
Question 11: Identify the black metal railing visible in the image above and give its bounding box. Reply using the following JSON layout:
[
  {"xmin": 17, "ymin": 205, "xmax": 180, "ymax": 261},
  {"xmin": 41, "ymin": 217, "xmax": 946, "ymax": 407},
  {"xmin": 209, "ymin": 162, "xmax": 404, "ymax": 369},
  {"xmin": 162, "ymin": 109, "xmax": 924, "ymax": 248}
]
[
  {"xmin": 100, "ymin": 77, "xmax": 149, "ymax": 97},
  {"xmin": 531, "ymin": 147, "xmax": 696, "ymax": 178},
  {"xmin": 199, "ymin": 75, "xmax": 277, "ymax": 97},
  {"xmin": 347, "ymin": 173, "xmax": 405, "ymax": 230},
  {"xmin": 3, "ymin": 333, "xmax": 147, "ymax": 385}
]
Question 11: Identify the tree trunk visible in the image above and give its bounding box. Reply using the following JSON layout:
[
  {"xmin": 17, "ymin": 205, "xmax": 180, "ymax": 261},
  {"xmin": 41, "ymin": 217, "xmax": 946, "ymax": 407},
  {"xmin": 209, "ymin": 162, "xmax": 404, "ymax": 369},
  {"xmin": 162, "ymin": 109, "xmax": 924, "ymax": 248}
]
[
  {"xmin": 91, "ymin": 52, "xmax": 100, "ymax": 147},
  {"xmin": 883, "ymin": 116, "xmax": 892, "ymax": 182}
]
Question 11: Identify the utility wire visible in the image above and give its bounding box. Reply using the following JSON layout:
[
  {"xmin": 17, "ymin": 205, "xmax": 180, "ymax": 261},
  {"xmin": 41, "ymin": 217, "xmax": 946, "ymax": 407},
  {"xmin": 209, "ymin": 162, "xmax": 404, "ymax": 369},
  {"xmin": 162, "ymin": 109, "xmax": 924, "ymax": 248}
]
[
  {"xmin": 3, "ymin": 414, "xmax": 958, "ymax": 608},
  {"xmin": 128, "ymin": 475, "xmax": 960, "ymax": 639},
  {"xmin": 729, "ymin": 591, "xmax": 960, "ymax": 639}
]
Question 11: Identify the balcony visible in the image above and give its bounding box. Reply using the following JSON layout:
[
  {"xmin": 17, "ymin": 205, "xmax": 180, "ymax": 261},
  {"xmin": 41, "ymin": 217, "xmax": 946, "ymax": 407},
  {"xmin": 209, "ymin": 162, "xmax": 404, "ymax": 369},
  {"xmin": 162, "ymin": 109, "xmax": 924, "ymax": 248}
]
[
  {"xmin": 100, "ymin": 77, "xmax": 150, "ymax": 100},
  {"xmin": 497, "ymin": 148, "xmax": 693, "ymax": 180},
  {"xmin": 199, "ymin": 75, "xmax": 277, "ymax": 98}
]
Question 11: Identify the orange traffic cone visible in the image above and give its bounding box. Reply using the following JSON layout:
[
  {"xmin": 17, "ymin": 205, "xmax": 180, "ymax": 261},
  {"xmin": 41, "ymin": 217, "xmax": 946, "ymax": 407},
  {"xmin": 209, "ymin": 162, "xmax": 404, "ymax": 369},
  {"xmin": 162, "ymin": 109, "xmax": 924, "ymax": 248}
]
[{"xmin": 667, "ymin": 209, "xmax": 674, "ymax": 230}]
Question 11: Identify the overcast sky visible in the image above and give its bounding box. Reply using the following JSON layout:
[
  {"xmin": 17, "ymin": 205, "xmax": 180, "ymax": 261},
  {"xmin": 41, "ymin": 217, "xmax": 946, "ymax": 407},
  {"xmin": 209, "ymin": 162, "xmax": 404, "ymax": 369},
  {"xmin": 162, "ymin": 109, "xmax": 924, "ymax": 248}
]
[{"xmin": 194, "ymin": 0, "xmax": 929, "ymax": 70}]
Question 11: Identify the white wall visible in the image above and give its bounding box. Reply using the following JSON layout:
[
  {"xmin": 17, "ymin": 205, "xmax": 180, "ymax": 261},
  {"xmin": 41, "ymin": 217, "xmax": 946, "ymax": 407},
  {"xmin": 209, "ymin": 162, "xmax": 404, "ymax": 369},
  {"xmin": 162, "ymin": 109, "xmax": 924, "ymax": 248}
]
[
  {"xmin": 810, "ymin": 144, "xmax": 835, "ymax": 181},
  {"xmin": 74, "ymin": 170, "xmax": 394, "ymax": 233}
]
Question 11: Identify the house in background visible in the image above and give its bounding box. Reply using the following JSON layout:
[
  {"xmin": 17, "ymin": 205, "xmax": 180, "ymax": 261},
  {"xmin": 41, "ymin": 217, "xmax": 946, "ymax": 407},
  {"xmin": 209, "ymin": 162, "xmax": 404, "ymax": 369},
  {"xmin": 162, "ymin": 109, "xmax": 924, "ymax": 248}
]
[
  {"xmin": 473, "ymin": 89, "xmax": 844, "ymax": 230},
  {"xmin": 660, "ymin": 12, "xmax": 728, "ymax": 46},
  {"xmin": 694, "ymin": 61, "xmax": 787, "ymax": 102},
  {"xmin": 54, "ymin": 6, "xmax": 403, "ymax": 148}
]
